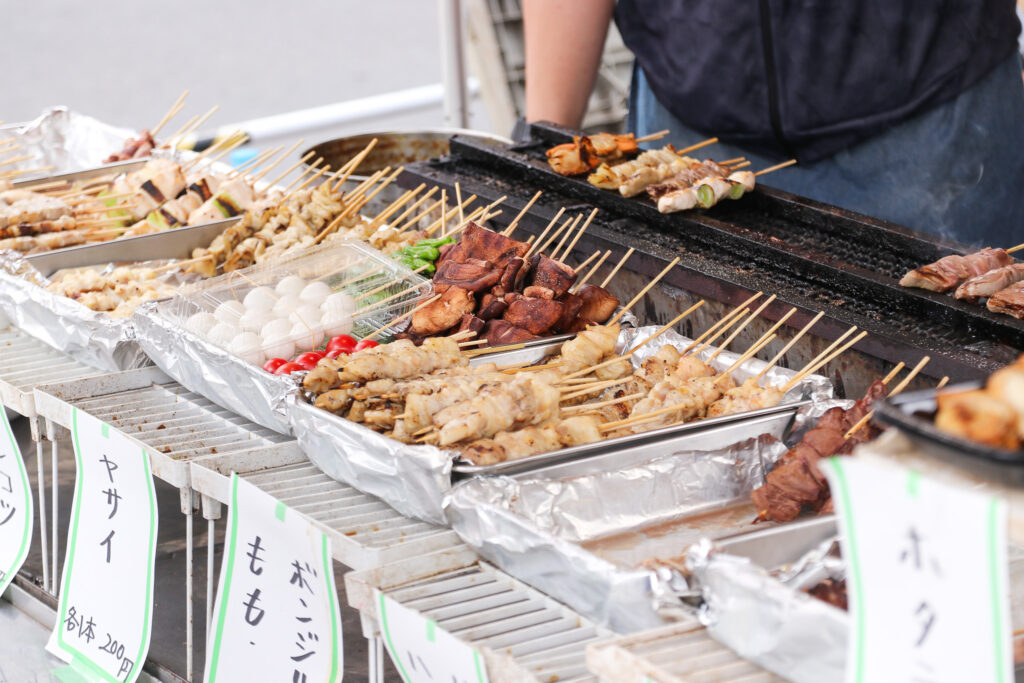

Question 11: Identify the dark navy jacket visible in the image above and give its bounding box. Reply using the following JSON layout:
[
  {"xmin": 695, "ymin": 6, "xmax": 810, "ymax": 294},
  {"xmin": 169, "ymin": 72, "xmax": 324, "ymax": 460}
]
[{"xmin": 615, "ymin": 1, "xmax": 1021, "ymax": 162}]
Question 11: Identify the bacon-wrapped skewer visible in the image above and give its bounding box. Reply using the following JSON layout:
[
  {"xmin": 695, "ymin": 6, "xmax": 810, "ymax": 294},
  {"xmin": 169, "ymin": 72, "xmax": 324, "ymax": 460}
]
[
  {"xmin": 955, "ymin": 263, "xmax": 1024, "ymax": 302},
  {"xmin": 899, "ymin": 247, "xmax": 1013, "ymax": 293},
  {"xmin": 657, "ymin": 171, "xmax": 756, "ymax": 213}
]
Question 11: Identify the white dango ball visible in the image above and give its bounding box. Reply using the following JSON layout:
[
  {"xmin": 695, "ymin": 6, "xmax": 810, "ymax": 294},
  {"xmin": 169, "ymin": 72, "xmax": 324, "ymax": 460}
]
[
  {"xmin": 272, "ymin": 294, "xmax": 302, "ymax": 319},
  {"xmin": 214, "ymin": 300, "xmax": 245, "ymax": 325},
  {"xmin": 261, "ymin": 333, "xmax": 294, "ymax": 361},
  {"xmin": 275, "ymin": 275, "xmax": 307, "ymax": 298},
  {"xmin": 289, "ymin": 304, "xmax": 323, "ymax": 327},
  {"xmin": 238, "ymin": 308, "xmax": 275, "ymax": 334},
  {"xmin": 321, "ymin": 291, "xmax": 356, "ymax": 317},
  {"xmin": 243, "ymin": 286, "xmax": 277, "ymax": 312},
  {"xmin": 185, "ymin": 311, "xmax": 218, "ymax": 337},
  {"xmin": 299, "ymin": 281, "xmax": 331, "ymax": 306},
  {"xmin": 232, "ymin": 332, "xmax": 264, "ymax": 365},
  {"xmin": 259, "ymin": 317, "xmax": 293, "ymax": 341},
  {"xmin": 320, "ymin": 308, "xmax": 353, "ymax": 337},
  {"xmin": 290, "ymin": 321, "xmax": 324, "ymax": 351},
  {"xmin": 208, "ymin": 322, "xmax": 241, "ymax": 348}
]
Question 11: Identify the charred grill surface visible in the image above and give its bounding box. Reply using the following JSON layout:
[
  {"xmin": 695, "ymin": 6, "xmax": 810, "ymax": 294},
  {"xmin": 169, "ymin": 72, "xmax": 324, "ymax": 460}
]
[{"xmin": 399, "ymin": 124, "xmax": 1021, "ymax": 382}]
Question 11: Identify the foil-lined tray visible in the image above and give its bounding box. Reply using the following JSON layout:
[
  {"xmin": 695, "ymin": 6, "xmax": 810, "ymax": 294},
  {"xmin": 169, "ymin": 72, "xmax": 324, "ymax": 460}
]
[
  {"xmin": 686, "ymin": 505, "xmax": 1024, "ymax": 683},
  {"xmin": 2, "ymin": 107, "xmax": 134, "ymax": 178},
  {"xmin": 289, "ymin": 325, "xmax": 833, "ymax": 525},
  {"xmin": 134, "ymin": 241, "xmax": 432, "ymax": 435},
  {"xmin": 0, "ymin": 222, "xmax": 230, "ymax": 372}
]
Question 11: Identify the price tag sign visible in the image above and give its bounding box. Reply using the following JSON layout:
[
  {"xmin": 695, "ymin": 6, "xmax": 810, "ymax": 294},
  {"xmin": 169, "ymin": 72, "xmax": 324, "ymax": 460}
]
[
  {"xmin": 377, "ymin": 590, "xmax": 489, "ymax": 683},
  {"xmin": 206, "ymin": 475, "xmax": 343, "ymax": 683},
  {"xmin": 0, "ymin": 407, "xmax": 32, "ymax": 595},
  {"xmin": 47, "ymin": 409, "xmax": 158, "ymax": 683},
  {"xmin": 824, "ymin": 457, "xmax": 1011, "ymax": 683}
]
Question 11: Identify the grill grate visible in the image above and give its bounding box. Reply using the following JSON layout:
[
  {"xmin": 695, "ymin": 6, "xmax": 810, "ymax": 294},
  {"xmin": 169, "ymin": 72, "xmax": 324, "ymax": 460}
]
[
  {"xmin": 0, "ymin": 327, "xmax": 106, "ymax": 416},
  {"xmin": 586, "ymin": 622, "xmax": 782, "ymax": 682},
  {"xmin": 385, "ymin": 563, "xmax": 611, "ymax": 682}
]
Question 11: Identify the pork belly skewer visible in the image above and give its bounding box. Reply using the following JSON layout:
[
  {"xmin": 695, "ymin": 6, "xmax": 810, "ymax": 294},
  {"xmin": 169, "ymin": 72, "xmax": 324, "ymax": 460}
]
[
  {"xmin": 900, "ymin": 246, "xmax": 1015, "ymax": 293},
  {"xmin": 987, "ymin": 280, "xmax": 1024, "ymax": 319},
  {"xmin": 955, "ymin": 262, "xmax": 1024, "ymax": 302}
]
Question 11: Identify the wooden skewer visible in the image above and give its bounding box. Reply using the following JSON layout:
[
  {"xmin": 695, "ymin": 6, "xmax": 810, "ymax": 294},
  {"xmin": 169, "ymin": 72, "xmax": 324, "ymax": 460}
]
[
  {"xmin": 363, "ymin": 294, "xmax": 442, "ymax": 341},
  {"xmin": 230, "ymin": 146, "xmax": 280, "ymax": 178},
  {"xmin": 599, "ymin": 247, "xmax": 634, "ymax": 289},
  {"xmin": 502, "ymin": 190, "xmax": 542, "ymax": 236},
  {"xmin": 720, "ymin": 308, "xmax": 798, "ymax": 375},
  {"xmin": 682, "ymin": 294, "xmax": 763, "ymax": 356},
  {"xmin": 455, "ymin": 183, "xmax": 465, "ymax": 235},
  {"xmin": 458, "ymin": 339, "xmax": 488, "ymax": 347},
  {"xmin": 331, "ymin": 138, "xmax": 379, "ymax": 193},
  {"xmin": 715, "ymin": 333, "xmax": 779, "ymax": 384},
  {"xmin": 557, "ymin": 207, "xmax": 598, "ymax": 263},
  {"xmin": 448, "ymin": 329, "xmax": 478, "ymax": 341},
  {"xmin": 549, "ymin": 214, "xmax": 581, "ymax": 260},
  {"xmin": 599, "ymin": 402, "xmax": 688, "ymax": 433},
  {"xmin": 720, "ymin": 157, "xmax": 746, "ymax": 166},
  {"xmin": 396, "ymin": 197, "xmax": 443, "ymax": 234},
  {"xmin": 287, "ymin": 163, "xmax": 333, "ymax": 201},
  {"xmin": 463, "ymin": 342, "xmax": 528, "ymax": 357},
  {"xmin": 183, "ymin": 132, "xmax": 248, "ymax": 171},
  {"xmin": 754, "ymin": 159, "xmax": 798, "ymax": 177},
  {"xmin": 469, "ymin": 194, "xmax": 507, "ymax": 228},
  {"xmin": 560, "ymin": 377, "xmax": 632, "ymax": 401},
  {"xmin": 20, "ymin": 180, "xmax": 67, "ymax": 193},
  {"xmin": 571, "ymin": 250, "xmax": 611, "ymax": 293},
  {"xmin": 562, "ymin": 392, "xmax": 646, "ymax": 414},
  {"xmin": 1007, "ymin": 242, "xmax": 1024, "ymax": 254},
  {"xmin": 774, "ymin": 324, "xmax": 857, "ymax": 387},
  {"xmin": 0, "ymin": 154, "xmax": 34, "ymax": 168},
  {"xmin": 281, "ymin": 157, "xmax": 324, "ymax": 194},
  {"xmin": 935, "ymin": 376, "xmax": 949, "ymax": 389},
  {"xmin": 174, "ymin": 105, "xmax": 220, "ymax": 147},
  {"xmin": 729, "ymin": 161, "xmax": 753, "ymax": 171},
  {"xmin": 705, "ymin": 295, "xmax": 777, "ymax": 361},
  {"xmin": 609, "ymin": 257, "xmax": 681, "ymax": 324},
  {"xmin": 369, "ymin": 185, "xmax": 425, "ymax": 230},
  {"xmin": 525, "ymin": 207, "xmax": 567, "ymax": 258},
  {"xmin": 357, "ymin": 281, "xmax": 430, "ymax": 316},
  {"xmin": 251, "ymin": 139, "xmax": 305, "ymax": 183},
  {"xmin": 388, "ymin": 187, "xmax": 438, "ymax": 230},
  {"xmin": 571, "ymin": 250, "xmax": 602, "ymax": 276},
  {"xmin": 353, "ymin": 264, "xmax": 430, "ymax": 302},
  {"xmin": 164, "ymin": 114, "xmax": 199, "ymax": 148},
  {"xmin": 0, "ymin": 165, "xmax": 55, "ymax": 179},
  {"xmin": 264, "ymin": 150, "xmax": 316, "ymax": 189},
  {"xmin": 151, "ymin": 90, "xmax": 189, "ymax": 137},
  {"xmin": 329, "ymin": 263, "xmax": 387, "ymax": 287},
  {"xmin": 560, "ymin": 300, "xmax": 706, "ymax": 382},
  {"xmin": 502, "ymin": 359, "xmax": 562, "ymax": 374},
  {"xmin": 781, "ymin": 330, "xmax": 869, "ymax": 393},
  {"xmin": 634, "ymin": 129, "xmax": 670, "ymax": 144},
  {"xmin": 754, "ymin": 311, "xmax": 826, "ymax": 380},
  {"xmin": 675, "ymin": 137, "xmax": 718, "ymax": 155},
  {"xmin": 444, "ymin": 207, "xmax": 488, "ymax": 239},
  {"xmin": 881, "ymin": 362, "xmax": 907, "ymax": 386},
  {"xmin": 843, "ymin": 356, "xmax": 931, "ymax": 439},
  {"xmin": 423, "ymin": 195, "xmax": 478, "ymax": 237}
]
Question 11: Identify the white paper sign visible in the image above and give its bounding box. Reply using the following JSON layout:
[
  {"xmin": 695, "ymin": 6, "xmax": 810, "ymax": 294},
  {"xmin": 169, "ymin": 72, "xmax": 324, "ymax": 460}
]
[
  {"xmin": 205, "ymin": 475, "xmax": 343, "ymax": 683},
  {"xmin": 0, "ymin": 406, "xmax": 32, "ymax": 595},
  {"xmin": 824, "ymin": 457, "xmax": 1012, "ymax": 683},
  {"xmin": 47, "ymin": 409, "xmax": 158, "ymax": 683},
  {"xmin": 377, "ymin": 590, "xmax": 489, "ymax": 683}
]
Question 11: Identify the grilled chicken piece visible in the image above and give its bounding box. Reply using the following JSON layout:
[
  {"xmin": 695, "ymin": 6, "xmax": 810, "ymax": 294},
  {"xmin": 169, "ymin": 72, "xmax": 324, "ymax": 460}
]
[
  {"xmin": 988, "ymin": 281, "xmax": 1024, "ymax": 319},
  {"xmin": 935, "ymin": 389, "xmax": 1021, "ymax": 449},
  {"xmin": 482, "ymin": 319, "xmax": 540, "ymax": 346},
  {"xmin": 588, "ymin": 132, "xmax": 638, "ymax": 160},
  {"xmin": 900, "ymin": 247, "xmax": 1013, "ymax": 293},
  {"xmin": 444, "ymin": 223, "xmax": 529, "ymax": 268},
  {"xmin": 546, "ymin": 136, "xmax": 599, "ymax": 176},
  {"xmin": 503, "ymin": 296, "xmax": 564, "ymax": 335},
  {"xmin": 575, "ymin": 284, "xmax": 619, "ymax": 323},
  {"xmin": 433, "ymin": 258, "xmax": 501, "ymax": 293},
  {"xmin": 529, "ymin": 256, "xmax": 577, "ymax": 298},
  {"xmin": 133, "ymin": 158, "xmax": 186, "ymax": 206},
  {"xmin": 410, "ymin": 286, "xmax": 475, "ymax": 335},
  {"xmin": 956, "ymin": 263, "xmax": 1024, "ymax": 302}
]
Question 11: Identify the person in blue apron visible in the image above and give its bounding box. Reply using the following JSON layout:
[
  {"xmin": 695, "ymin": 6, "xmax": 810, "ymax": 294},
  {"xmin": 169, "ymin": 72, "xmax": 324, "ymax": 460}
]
[{"xmin": 523, "ymin": 0, "xmax": 1024, "ymax": 247}]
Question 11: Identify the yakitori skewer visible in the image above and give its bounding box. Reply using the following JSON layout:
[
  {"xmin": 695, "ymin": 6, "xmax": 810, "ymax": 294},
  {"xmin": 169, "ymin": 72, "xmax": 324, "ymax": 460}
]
[
  {"xmin": 364, "ymin": 295, "xmax": 443, "ymax": 341},
  {"xmin": 609, "ymin": 256, "xmax": 682, "ymax": 324},
  {"xmin": 599, "ymin": 247, "xmax": 635, "ymax": 289},
  {"xmin": 843, "ymin": 356, "xmax": 931, "ymax": 438},
  {"xmin": 525, "ymin": 207, "xmax": 566, "ymax": 258},
  {"xmin": 571, "ymin": 250, "xmax": 611, "ymax": 293},
  {"xmin": 150, "ymin": 90, "xmax": 189, "ymax": 138},
  {"xmin": 557, "ymin": 207, "xmax": 598, "ymax": 263},
  {"xmin": 502, "ymin": 190, "xmax": 542, "ymax": 237},
  {"xmin": 780, "ymin": 329, "xmax": 869, "ymax": 394}
]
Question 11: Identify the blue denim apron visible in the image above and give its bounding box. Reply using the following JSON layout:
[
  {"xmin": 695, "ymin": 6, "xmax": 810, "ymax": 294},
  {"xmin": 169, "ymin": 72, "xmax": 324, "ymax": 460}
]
[{"xmin": 628, "ymin": 56, "xmax": 1024, "ymax": 248}]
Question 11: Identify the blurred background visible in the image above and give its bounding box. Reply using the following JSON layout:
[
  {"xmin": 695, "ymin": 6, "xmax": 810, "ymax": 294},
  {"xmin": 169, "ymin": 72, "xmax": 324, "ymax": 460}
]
[{"xmin": 0, "ymin": 0, "xmax": 632, "ymax": 156}]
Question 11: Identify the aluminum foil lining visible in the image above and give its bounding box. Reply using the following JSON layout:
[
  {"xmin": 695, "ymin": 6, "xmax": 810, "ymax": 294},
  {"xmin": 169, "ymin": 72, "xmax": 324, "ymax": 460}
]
[
  {"xmin": 447, "ymin": 435, "xmax": 789, "ymax": 633},
  {"xmin": 686, "ymin": 540, "xmax": 848, "ymax": 683},
  {"xmin": 287, "ymin": 323, "xmax": 829, "ymax": 526},
  {"xmin": 0, "ymin": 252, "xmax": 149, "ymax": 372},
  {"xmin": 5, "ymin": 107, "xmax": 134, "ymax": 177},
  {"xmin": 133, "ymin": 301, "xmax": 298, "ymax": 435},
  {"xmin": 289, "ymin": 397, "xmax": 453, "ymax": 525}
]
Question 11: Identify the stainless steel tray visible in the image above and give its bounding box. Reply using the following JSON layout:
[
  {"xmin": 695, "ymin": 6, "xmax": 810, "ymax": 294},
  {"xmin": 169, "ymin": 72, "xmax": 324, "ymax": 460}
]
[
  {"xmin": 12, "ymin": 158, "xmax": 146, "ymax": 189},
  {"xmin": 454, "ymin": 400, "xmax": 811, "ymax": 476}
]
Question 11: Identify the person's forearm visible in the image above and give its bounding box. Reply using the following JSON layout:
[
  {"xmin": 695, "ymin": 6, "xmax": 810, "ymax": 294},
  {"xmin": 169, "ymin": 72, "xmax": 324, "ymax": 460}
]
[{"xmin": 523, "ymin": 0, "xmax": 614, "ymax": 128}]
